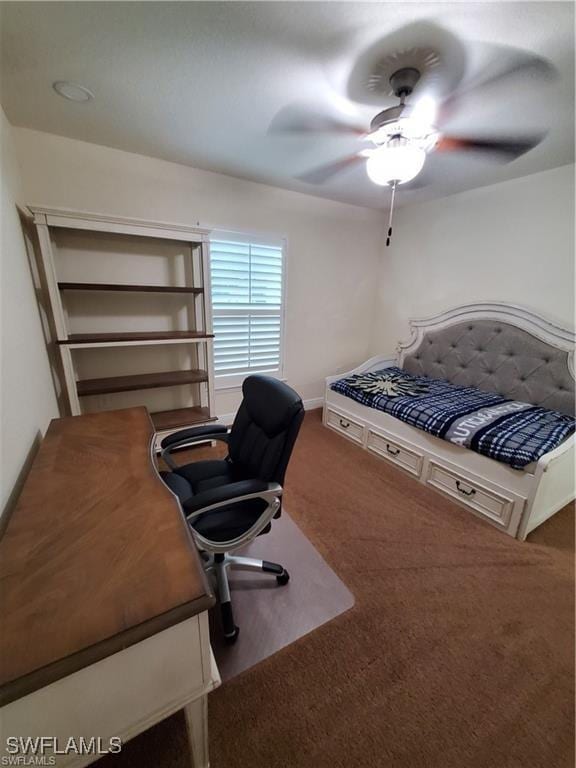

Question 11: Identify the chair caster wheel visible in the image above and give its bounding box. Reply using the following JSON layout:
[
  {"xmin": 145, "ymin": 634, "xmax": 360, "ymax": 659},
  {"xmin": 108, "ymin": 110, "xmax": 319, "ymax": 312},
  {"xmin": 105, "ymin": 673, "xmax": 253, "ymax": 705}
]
[
  {"xmin": 224, "ymin": 626, "xmax": 239, "ymax": 645},
  {"xmin": 276, "ymin": 570, "xmax": 290, "ymax": 586}
]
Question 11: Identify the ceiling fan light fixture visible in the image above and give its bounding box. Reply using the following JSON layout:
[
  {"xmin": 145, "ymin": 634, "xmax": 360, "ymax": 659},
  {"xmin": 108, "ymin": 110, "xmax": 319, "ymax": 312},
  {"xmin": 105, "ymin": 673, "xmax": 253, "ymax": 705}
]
[
  {"xmin": 371, "ymin": 117, "xmax": 438, "ymax": 150},
  {"xmin": 366, "ymin": 144, "xmax": 426, "ymax": 186}
]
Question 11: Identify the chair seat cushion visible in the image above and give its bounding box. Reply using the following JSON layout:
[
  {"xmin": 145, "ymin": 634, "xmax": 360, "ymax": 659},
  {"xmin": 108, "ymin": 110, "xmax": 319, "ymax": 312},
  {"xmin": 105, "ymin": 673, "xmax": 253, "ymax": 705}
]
[
  {"xmin": 174, "ymin": 459, "xmax": 235, "ymax": 494},
  {"xmin": 162, "ymin": 460, "xmax": 270, "ymax": 542},
  {"xmin": 159, "ymin": 471, "xmax": 194, "ymax": 504}
]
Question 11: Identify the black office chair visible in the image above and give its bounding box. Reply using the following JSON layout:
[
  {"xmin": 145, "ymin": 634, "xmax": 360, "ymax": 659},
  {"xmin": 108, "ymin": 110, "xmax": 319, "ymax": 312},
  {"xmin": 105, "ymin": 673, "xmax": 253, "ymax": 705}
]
[{"xmin": 159, "ymin": 375, "xmax": 304, "ymax": 643}]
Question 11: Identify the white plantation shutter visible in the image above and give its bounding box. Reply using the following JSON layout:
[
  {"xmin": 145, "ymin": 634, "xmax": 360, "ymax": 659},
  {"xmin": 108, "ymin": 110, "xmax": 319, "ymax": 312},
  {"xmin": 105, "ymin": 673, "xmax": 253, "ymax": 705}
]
[{"xmin": 210, "ymin": 238, "xmax": 284, "ymax": 382}]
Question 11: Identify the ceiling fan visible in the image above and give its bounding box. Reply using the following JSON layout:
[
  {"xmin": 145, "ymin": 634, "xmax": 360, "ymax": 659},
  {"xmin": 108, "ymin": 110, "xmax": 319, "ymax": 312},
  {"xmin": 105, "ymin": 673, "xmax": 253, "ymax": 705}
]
[{"xmin": 269, "ymin": 43, "xmax": 553, "ymax": 245}]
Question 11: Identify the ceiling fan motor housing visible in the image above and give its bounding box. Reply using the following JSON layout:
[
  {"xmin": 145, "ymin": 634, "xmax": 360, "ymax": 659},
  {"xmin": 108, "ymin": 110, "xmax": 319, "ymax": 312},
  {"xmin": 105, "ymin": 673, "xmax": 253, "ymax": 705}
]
[
  {"xmin": 389, "ymin": 67, "xmax": 421, "ymax": 97},
  {"xmin": 370, "ymin": 68, "xmax": 422, "ymax": 132},
  {"xmin": 370, "ymin": 103, "xmax": 407, "ymax": 132}
]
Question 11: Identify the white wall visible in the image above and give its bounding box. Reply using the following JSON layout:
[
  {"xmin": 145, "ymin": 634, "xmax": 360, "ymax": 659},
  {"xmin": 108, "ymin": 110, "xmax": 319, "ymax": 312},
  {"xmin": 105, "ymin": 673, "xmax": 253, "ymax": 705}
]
[
  {"xmin": 370, "ymin": 164, "xmax": 575, "ymax": 353},
  {"xmin": 13, "ymin": 127, "xmax": 384, "ymax": 417},
  {"xmin": 0, "ymin": 111, "xmax": 59, "ymax": 518},
  {"xmin": 4, "ymin": 121, "xmax": 573, "ymax": 511}
]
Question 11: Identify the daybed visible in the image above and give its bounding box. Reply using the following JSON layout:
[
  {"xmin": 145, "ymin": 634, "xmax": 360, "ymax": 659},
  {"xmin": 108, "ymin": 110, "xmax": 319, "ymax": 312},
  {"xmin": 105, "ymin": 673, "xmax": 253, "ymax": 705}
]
[{"xmin": 323, "ymin": 303, "xmax": 575, "ymax": 539}]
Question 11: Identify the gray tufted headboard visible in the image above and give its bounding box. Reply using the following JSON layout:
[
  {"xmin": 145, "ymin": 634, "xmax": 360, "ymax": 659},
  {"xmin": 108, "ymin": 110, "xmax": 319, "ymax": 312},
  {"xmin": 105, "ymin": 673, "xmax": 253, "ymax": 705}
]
[{"xmin": 400, "ymin": 311, "xmax": 575, "ymax": 416}]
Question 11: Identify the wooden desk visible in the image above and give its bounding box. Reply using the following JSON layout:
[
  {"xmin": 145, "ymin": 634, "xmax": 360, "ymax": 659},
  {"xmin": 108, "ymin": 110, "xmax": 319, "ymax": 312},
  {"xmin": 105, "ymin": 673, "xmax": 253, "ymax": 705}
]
[{"xmin": 0, "ymin": 407, "xmax": 219, "ymax": 767}]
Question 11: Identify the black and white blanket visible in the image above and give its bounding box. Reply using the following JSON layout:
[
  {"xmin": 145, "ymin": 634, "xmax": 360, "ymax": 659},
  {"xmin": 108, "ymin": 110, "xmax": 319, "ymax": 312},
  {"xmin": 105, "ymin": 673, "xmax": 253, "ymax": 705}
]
[{"xmin": 331, "ymin": 366, "xmax": 575, "ymax": 470}]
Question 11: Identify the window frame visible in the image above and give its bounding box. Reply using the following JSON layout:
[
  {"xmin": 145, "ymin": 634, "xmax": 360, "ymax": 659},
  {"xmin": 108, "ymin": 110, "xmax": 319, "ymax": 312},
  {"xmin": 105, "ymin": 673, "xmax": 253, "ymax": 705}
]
[{"xmin": 209, "ymin": 230, "xmax": 287, "ymax": 391}]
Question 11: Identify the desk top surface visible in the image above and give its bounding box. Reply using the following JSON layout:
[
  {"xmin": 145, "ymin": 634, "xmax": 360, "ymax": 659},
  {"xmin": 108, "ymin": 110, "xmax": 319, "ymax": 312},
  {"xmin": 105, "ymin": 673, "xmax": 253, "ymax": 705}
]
[{"xmin": 0, "ymin": 407, "xmax": 213, "ymax": 706}]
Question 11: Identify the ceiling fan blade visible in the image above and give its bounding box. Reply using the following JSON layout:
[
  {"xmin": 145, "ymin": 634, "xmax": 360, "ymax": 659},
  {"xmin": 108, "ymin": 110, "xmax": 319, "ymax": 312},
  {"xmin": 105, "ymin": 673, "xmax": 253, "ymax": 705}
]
[
  {"xmin": 297, "ymin": 154, "xmax": 365, "ymax": 185},
  {"xmin": 436, "ymin": 133, "xmax": 544, "ymax": 160},
  {"xmin": 269, "ymin": 105, "xmax": 367, "ymax": 136},
  {"xmin": 438, "ymin": 53, "xmax": 557, "ymax": 125}
]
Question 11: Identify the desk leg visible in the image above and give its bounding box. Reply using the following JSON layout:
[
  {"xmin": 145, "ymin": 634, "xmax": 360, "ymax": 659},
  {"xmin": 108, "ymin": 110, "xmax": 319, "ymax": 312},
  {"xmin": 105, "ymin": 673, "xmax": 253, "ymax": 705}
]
[{"xmin": 184, "ymin": 696, "xmax": 210, "ymax": 768}]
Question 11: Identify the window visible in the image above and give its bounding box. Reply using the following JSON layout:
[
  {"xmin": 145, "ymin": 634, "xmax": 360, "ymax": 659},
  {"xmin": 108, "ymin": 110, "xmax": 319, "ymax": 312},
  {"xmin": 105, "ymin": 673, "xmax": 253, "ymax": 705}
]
[{"xmin": 210, "ymin": 236, "xmax": 284, "ymax": 386}]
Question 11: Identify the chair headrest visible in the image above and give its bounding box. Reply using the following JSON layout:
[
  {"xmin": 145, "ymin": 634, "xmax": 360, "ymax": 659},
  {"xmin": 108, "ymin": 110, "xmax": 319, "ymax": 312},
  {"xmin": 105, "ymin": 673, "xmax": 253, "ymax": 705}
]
[{"xmin": 242, "ymin": 375, "xmax": 303, "ymax": 436}]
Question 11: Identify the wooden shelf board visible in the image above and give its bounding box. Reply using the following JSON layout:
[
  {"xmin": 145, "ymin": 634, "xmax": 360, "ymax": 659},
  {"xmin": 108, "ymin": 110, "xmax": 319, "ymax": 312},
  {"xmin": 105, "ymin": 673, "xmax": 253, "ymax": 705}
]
[
  {"xmin": 77, "ymin": 369, "xmax": 208, "ymax": 397},
  {"xmin": 150, "ymin": 407, "xmax": 216, "ymax": 432},
  {"xmin": 59, "ymin": 331, "xmax": 213, "ymax": 345},
  {"xmin": 58, "ymin": 282, "xmax": 203, "ymax": 295}
]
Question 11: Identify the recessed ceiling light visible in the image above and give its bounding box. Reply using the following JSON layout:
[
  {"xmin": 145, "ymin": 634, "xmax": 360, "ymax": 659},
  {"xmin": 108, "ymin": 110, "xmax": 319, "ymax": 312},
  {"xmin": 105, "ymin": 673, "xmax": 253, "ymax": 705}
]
[{"xmin": 52, "ymin": 81, "xmax": 94, "ymax": 102}]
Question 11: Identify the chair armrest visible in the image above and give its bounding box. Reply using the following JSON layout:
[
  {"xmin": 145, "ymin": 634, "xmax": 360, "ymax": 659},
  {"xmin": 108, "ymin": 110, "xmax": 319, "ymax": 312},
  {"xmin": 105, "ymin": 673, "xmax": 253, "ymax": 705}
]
[
  {"xmin": 161, "ymin": 424, "xmax": 230, "ymax": 469},
  {"xmin": 183, "ymin": 480, "xmax": 282, "ymax": 517},
  {"xmin": 160, "ymin": 423, "xmax": 229, "ymax": 450}
]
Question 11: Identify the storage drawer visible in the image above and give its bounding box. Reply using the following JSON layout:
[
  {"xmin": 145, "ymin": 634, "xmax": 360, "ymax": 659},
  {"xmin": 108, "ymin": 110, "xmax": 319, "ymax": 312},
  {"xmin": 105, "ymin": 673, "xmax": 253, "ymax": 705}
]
[
  {"xmin": 367, "ymin": 430, "xmax": 423, "ymax": 477},
  {"xmin": 325, "ymin": 408, "xmax": 364, "ymax": 444},
  {"xmin": 426, "ymin": 462, "xmax": 515, "ymax": 528}
]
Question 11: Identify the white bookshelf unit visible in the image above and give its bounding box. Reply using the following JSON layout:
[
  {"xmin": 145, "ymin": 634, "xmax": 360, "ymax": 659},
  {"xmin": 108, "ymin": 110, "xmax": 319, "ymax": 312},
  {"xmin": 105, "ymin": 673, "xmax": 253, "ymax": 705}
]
[{"xmin": 30, "ymin": 207, "xmax": 216, "ymax": 441}]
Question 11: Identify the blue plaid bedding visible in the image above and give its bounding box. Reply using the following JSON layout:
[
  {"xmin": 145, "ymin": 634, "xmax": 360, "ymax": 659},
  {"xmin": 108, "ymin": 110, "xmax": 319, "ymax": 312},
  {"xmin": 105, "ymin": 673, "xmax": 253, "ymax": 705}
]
[{"xmin": 331, "ymin": 366, "xmax": 575, "ymax": 469}]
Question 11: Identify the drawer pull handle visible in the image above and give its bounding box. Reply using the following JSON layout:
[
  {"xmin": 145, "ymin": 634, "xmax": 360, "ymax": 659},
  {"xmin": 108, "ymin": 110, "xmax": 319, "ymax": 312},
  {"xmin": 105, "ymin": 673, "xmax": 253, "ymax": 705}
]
[
  {"xmin": 339, "ymin": 419, "xmax": 350, "ymax": 429},
  {"xmin": 456, "ymin": 480, "xmax": 476, "ymax": 497},
  {"xmin": 386, "ymin": 444, "xmax": 400, "ymax": 456}
]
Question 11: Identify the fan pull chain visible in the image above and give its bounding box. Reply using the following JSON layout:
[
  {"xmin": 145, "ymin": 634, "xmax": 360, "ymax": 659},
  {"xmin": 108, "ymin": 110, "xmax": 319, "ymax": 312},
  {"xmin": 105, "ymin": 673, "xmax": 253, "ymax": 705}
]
[{"xmin": 386, "ymin": 180, "xmax": 398, "ymax": 247}]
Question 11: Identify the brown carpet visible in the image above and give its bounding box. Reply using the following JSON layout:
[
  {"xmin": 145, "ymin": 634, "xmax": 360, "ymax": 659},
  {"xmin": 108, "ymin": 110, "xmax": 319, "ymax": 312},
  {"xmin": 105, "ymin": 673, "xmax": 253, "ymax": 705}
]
[{"xmin": 99, "ymin": 409, "xmax": 574, "ymax": 768}]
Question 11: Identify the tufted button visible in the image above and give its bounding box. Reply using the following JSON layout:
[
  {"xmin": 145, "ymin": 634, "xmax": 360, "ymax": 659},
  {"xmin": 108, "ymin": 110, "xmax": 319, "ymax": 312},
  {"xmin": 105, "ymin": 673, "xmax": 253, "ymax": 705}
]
[
  {"xmin": 495, "ymin": 328, "xmax": 502, "ymax": 333},
  {"xmin": 468, "ymin": 325, "xmax": 473, "ymax": 331},
  {"xmin": 477, "ymin": 347, "xmax": 484, "ymax": 353},
  {"xmin": 543, "ymin": 357, "xmax": 550, "ymax": 363},
  {"xmin": 450, "ymin": 343, "xmax": 456, "ymax": 349}
]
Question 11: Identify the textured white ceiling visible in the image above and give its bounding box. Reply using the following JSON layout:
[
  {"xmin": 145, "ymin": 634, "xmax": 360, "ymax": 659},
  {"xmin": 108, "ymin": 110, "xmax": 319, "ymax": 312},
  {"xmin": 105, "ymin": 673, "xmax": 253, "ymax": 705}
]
[{"xmin": 1, "ymin": 2, "xmax": 574, "ymax": 209}]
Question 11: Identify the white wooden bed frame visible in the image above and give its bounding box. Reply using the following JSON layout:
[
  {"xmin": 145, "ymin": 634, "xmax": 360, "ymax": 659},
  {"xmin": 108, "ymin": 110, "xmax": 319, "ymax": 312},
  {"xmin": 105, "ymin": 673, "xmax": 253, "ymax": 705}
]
[{"xmin": 324, "ymin": 303, "xmax": 575, "ymax": 540}]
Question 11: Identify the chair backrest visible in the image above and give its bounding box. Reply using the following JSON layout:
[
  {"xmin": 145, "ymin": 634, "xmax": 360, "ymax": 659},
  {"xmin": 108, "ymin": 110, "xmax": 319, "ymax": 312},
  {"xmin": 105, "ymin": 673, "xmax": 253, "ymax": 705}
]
[{"xmin": 228, "ymin": 375, "xmax": 304, "ymax": 484}]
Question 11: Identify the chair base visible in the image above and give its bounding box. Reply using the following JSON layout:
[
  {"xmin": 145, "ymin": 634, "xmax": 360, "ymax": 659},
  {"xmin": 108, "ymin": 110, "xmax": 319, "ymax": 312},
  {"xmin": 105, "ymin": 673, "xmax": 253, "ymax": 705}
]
[{"xmin": 204, "ymin": 553, "xmax": 289, "ymax": 644}]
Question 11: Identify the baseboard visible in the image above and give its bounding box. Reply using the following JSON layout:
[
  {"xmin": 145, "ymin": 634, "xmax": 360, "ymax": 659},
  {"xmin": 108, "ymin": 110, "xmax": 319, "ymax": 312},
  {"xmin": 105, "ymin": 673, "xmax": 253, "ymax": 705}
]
[
  {"xmin": 217, "ymin": 397, "xmax": 323, "ymax": 425},
  {"xmin": 303, "ymin": 397, "xmax": 324, "ymax": 411}
]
